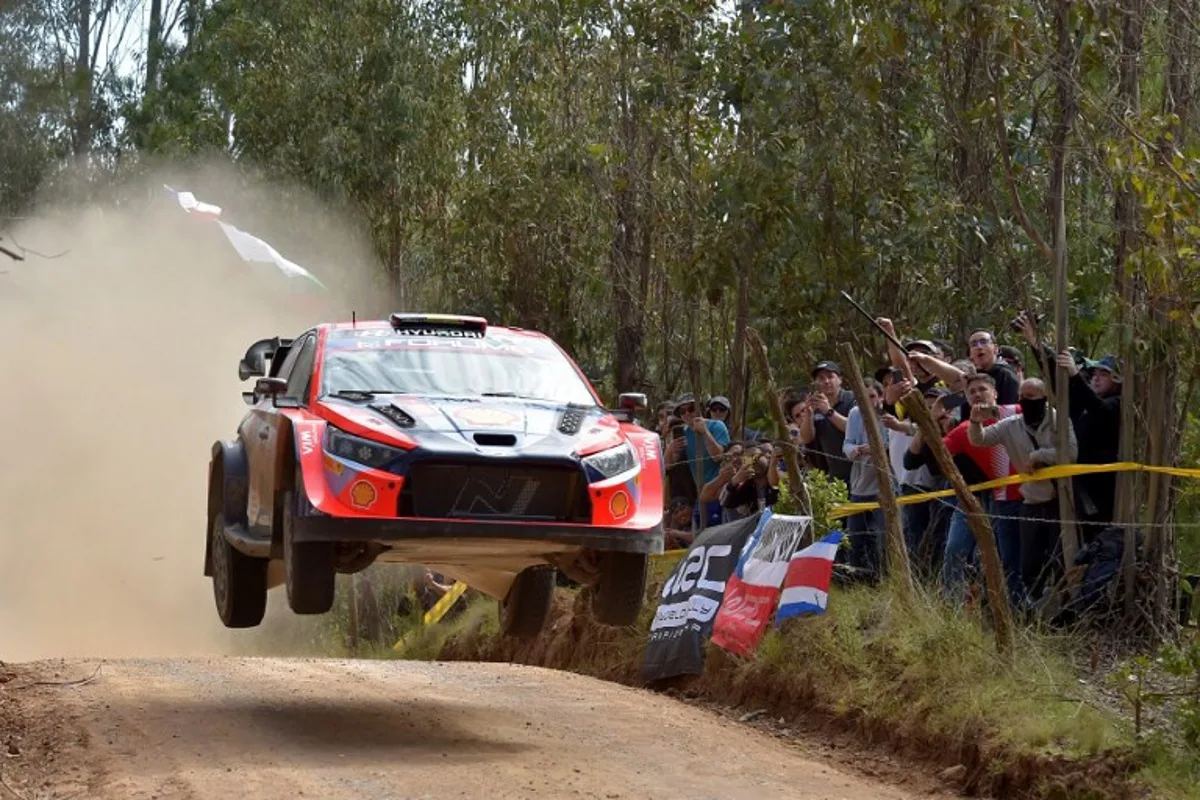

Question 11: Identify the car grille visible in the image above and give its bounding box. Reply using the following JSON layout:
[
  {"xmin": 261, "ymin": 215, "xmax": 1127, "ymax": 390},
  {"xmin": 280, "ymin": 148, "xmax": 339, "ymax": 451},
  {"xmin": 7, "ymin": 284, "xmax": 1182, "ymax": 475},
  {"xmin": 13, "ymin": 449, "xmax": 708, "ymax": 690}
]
[{"xmin": 400, "ymin": 462, "xmax": 592, "ymax": 522}]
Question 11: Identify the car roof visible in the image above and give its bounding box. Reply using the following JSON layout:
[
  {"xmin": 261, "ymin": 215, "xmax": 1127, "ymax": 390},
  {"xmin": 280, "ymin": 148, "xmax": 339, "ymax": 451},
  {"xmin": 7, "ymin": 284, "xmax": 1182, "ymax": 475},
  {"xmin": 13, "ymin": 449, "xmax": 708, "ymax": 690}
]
[{"xmin": 319, "ymin": 320, "xmax": 550, "ymax": 339}]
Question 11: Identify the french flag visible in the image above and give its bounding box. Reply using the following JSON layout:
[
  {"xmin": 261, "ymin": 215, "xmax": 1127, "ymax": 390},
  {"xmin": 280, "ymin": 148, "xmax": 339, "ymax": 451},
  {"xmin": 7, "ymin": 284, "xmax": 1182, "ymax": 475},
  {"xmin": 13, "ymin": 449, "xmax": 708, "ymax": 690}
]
[{"xmin": 775, "ymin": 531, "xmax": 843, "ymax": 622}]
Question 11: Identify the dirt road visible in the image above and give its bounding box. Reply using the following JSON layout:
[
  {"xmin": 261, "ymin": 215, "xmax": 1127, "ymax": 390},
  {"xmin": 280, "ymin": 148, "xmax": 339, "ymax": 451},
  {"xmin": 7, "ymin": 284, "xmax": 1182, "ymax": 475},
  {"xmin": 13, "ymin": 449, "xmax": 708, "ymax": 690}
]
[{"xmin": 1, "ymin": 657, "xmax": 930, "ymax": 799}]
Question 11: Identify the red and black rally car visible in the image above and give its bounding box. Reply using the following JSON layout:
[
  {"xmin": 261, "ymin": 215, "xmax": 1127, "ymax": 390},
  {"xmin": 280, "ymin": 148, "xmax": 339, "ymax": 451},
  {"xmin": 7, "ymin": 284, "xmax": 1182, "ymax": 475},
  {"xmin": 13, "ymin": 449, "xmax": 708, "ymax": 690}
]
[{"xmin": 205, "ymin": 313, "xmax": 664, "ymax": 638}]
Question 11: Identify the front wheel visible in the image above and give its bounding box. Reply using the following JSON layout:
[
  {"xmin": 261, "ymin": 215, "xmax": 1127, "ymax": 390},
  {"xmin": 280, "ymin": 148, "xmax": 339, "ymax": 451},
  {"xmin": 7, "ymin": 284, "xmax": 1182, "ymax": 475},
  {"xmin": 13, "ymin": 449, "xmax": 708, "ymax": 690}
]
[
  {"xmin": 210, "ymin": 511, "xmax": 267, "ymax": 628},
  {"xmin": 591, "ymin": 551, "xmax": 648, "ymax": 626},
  {"xmin": 499, "ymin": 566, "xmax": 556, "ymax": 640},
  {"xmin": 281, "ymin": 472, "xmax": 335, "ymax": 615}
]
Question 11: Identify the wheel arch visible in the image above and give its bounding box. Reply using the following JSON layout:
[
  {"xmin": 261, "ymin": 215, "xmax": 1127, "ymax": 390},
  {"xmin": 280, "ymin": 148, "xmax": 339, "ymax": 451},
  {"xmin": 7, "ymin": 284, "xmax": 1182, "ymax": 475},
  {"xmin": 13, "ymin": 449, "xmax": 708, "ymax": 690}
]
[
  {"xmin": 205, "ymin": 438, "xmax": 250, "ymax": 576},
  {"xmin": 271, "ymin": 415, "xmax": 299, "ymax": 548}
]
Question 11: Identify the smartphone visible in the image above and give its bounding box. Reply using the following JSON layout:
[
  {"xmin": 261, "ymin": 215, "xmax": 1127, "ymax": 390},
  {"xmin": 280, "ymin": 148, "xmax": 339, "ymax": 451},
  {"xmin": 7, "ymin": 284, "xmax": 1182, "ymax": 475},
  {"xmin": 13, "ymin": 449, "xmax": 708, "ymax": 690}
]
[{"xmin": 670, "ymin": 423, "xmax": 686, "ymax": 439}]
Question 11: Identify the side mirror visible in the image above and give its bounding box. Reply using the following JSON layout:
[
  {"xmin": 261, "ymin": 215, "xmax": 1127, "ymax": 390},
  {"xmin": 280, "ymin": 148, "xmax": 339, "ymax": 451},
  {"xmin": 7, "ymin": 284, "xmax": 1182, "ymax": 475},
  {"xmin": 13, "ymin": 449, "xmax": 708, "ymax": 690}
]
[
  {"xmin": 239, "ymin": 356, "xmax": 266, "ymax": 382},
  {"xmin": 618, "ymin": 392, "xmax": 647, "ymax": 411},
  {"xmin": 255, "ymin": 377, "xmax": 287, "ymax": 396},
  {"xmin": 239, "ymin": 336, "xmax": 289, "ymax": 381}
]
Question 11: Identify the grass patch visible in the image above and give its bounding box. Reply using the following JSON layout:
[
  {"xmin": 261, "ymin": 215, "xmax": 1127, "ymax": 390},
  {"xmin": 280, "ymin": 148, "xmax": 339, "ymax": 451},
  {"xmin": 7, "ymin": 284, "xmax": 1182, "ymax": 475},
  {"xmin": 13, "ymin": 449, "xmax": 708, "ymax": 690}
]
[{"xmin": 757, "ymin": 577, "xmax": 1123, "ymax": 758}]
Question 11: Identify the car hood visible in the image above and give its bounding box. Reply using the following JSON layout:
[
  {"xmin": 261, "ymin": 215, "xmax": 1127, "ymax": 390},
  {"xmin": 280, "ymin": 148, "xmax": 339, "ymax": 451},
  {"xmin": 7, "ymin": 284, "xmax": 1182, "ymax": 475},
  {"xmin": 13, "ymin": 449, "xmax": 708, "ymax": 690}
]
[{"xmin": 315, "ymin": 394, "xmax": 625, "ymax": 456}]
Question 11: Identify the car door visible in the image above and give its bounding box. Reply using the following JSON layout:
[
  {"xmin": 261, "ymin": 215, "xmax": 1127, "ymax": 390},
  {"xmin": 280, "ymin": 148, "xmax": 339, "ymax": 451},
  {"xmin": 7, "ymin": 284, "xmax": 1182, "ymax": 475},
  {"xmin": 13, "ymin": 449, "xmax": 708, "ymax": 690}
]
[{"xmin": 244, "ymin": 333, "xmax": 316, "ymax": 536}]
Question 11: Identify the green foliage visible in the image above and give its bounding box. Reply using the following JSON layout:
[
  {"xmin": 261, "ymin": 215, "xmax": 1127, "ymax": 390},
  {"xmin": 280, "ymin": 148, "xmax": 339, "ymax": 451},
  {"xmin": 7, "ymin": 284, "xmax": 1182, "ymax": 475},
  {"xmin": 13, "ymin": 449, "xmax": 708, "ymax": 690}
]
[
  {"xmin": 1110, "ymin": 632, "xmax": 1200, "ymax": 797},
  {"xmin": 774, "ymin": 468, "xmax": 848, "ymax": 540}
]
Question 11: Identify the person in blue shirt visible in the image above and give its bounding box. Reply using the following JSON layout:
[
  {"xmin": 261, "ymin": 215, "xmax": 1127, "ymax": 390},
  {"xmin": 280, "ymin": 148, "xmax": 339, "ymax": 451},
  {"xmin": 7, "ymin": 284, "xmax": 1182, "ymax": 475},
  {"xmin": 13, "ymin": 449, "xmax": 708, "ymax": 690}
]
[{"xmin": 665, "ymin": 392, "xmax": 731, "ymax": 527}]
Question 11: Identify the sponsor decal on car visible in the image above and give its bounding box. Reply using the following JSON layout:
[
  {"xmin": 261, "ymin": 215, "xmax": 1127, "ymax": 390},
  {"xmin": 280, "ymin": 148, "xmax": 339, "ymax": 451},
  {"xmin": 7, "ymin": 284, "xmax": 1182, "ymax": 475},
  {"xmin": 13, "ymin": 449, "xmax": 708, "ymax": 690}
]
[
  {"xmin": 299, "ymin": 429, "xmax": 316, "ymax": 455},
  {"xmin": 349, "ymin": 480, "xmax": 377, "ymax": 509}
]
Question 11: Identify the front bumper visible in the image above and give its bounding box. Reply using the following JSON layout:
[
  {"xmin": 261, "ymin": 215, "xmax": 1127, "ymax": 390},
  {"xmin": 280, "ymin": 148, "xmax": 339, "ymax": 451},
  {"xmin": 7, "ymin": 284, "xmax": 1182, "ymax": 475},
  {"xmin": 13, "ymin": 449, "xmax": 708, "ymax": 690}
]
[{"xmin": 291, "ymin": 514, "xmax": 665, "ymax": 554}]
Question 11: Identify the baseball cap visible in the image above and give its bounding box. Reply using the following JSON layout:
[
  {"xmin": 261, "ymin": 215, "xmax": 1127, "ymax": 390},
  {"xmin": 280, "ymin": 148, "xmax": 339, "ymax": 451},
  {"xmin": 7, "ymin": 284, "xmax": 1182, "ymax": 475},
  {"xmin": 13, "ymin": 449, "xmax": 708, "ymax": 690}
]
[
  {"xmin": 998, "ymin": 345, "xmax": 1023, "ymax": 364},
  {"xmin": 707, "ymin": 395, "xmax": 731, "ymax": 410},
  {"xmin": 904, "ymin": 339, "xmax": 938, "ymax": 355},
  {"xmin": 673, "ymin": 393, "xmax": 697, "ymax": 411},
  {"xmin": 1084, "ymin": 355, "xmax": 1121, "ymax": 380},
  {"xmin": 811, "ymin": 360, "xmax": 841, "ymax": 378}
]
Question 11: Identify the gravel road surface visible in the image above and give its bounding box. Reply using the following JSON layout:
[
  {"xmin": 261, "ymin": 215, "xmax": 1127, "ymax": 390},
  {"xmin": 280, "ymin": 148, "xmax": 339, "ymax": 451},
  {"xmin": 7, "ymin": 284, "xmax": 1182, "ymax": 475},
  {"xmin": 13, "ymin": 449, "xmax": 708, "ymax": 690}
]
[{"xmin": 1, "ymin": 657, "xmax": 929, "ymax": 799}]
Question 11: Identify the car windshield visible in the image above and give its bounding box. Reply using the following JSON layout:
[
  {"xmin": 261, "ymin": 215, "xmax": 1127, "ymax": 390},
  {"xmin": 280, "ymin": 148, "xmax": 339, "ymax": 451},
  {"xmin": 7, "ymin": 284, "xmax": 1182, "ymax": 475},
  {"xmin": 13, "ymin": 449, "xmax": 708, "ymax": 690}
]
[{"xmin": 319, "ymin": 328, "xmax": 598, "ymax": 406}]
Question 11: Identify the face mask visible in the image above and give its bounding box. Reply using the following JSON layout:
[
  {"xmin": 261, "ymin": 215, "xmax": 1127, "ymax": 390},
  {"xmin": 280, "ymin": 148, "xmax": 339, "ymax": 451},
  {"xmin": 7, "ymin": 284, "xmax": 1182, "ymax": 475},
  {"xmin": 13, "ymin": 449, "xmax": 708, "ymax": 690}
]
[{"xmin": 1020, "ymin": 397, "xmax": 1047, "ymax": 428}]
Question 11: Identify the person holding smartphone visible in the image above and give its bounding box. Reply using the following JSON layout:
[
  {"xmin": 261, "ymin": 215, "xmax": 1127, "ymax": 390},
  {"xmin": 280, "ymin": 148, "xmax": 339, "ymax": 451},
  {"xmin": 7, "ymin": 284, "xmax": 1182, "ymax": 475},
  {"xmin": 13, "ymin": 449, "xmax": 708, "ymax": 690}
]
[
  {"xmin": 904, "ymin": 373, "xmax": 1025, "ymax": 606},
  {"xmin": 796, "ymin": 360, "xmax": 856, "ymax": 491},
  {"xmin": 665, "ymin": 392, "xmax": 730, "ymax": 528},
  {"xmin": 841, "ymin": 379, "xmax": 889, "ymax": 583}
]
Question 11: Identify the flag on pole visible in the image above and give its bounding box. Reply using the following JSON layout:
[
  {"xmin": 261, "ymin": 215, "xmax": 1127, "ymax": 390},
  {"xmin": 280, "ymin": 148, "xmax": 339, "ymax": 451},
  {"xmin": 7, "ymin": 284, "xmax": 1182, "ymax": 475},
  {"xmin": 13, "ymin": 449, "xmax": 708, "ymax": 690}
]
[
  {"xmin": 163, "ymin": 184, "xmax": 326, "ymax": 289},
  {"xmin": 775, "ymin": 531, "xmax": 843, "ymax": 622}
]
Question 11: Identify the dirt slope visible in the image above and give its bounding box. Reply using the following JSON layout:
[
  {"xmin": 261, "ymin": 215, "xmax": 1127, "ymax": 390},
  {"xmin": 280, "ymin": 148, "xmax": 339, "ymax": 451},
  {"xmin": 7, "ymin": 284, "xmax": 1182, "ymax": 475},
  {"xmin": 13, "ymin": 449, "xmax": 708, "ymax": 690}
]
[{"xmin": 1, "ymin": 657, "xmax": 937, "ymax": 800}]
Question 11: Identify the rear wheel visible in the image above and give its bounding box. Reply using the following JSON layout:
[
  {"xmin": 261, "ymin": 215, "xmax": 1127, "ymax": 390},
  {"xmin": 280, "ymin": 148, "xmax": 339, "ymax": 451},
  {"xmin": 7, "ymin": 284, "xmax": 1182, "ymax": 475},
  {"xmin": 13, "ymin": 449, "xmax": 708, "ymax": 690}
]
[
  {"xmin": 210, "ymin": 511, "xmax": 267, "ymax": 628},
  {"xmin": 281, "ymin": 470, "xmax": 336, "ymax": 615},
  {"xmin": 591, "ymin": 551, "xmax": 648, "ymax": 626},
  {"xmin": 499, "ymin": 566, "xmax": 556, "ymax": 639}
]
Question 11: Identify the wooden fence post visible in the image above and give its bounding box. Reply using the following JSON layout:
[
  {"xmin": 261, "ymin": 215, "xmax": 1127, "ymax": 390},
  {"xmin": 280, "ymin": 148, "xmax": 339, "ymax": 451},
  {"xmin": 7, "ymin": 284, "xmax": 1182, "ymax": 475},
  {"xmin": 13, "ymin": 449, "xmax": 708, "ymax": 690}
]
[
  {"xmin": 838, "ymin": 342, "xmax": 913, "ymax": 595},
  {"xmin": 901, "ymin": 389, "xmax": 1015, "ymax": 655}
]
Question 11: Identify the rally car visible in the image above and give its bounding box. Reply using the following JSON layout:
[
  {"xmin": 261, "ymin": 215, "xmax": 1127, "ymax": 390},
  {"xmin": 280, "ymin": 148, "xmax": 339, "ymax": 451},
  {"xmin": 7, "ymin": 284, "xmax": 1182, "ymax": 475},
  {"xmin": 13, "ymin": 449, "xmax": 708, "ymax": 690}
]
[{"xmin": 204, "ymin": 313, "xmax": 664, "ymax": 638}]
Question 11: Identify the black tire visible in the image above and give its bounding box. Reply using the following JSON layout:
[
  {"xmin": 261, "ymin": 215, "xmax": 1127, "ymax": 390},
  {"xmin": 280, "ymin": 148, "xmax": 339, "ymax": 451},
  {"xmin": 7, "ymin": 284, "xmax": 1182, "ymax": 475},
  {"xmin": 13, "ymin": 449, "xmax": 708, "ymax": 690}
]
[
  {"xmin": 281, "ymin": 471, "xmax": 335, "ymax": 615},
  {"xmin": 499, "ymin": 566, "xmax": 556, "ymax": 640},
  {"xmin": 210, "ymin": 511, "xmax": 267, "ymax": 628},
  {"xmin": 591, "ymin": 551, "xmax": 648, "ymax": 626}
]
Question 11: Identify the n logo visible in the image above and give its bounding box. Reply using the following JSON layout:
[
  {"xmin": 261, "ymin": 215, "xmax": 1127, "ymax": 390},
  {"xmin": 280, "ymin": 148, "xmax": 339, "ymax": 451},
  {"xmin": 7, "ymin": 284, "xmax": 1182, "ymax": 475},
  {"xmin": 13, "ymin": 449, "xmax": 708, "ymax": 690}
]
[{"xmin": 449, "ymin": 474, "xmax": 539, "ymax": 517}]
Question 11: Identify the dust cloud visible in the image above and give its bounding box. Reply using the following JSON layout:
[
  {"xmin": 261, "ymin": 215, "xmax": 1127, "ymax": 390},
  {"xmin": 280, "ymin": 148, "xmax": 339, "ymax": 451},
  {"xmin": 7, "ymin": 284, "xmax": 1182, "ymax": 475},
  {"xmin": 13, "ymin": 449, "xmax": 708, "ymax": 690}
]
[{"xmin": 0, "ymin": 164, "xmax": 383, "ymax": 661}]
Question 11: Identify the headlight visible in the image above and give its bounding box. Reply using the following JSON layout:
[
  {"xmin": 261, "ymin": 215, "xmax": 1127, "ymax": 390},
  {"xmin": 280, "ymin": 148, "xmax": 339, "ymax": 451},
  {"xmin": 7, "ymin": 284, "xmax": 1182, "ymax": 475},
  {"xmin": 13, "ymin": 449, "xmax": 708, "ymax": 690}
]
[
  {"xmin": 582, "ymin": 442, "xmax": 637, "ymax": 481},
  {"xmin": 324, "ymin": 426, "xmax": 408, "ymax": 470}
]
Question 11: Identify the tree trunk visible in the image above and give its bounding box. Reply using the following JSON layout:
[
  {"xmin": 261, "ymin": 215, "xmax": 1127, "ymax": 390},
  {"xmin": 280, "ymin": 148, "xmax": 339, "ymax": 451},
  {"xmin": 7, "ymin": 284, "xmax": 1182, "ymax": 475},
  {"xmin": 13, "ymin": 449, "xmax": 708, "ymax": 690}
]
[
  {"xmin": 838, "ymin": 342, "xmax": 913, "ymax": 596},
  {"xmin": 747, "ymin": 328, "xmax": 810, "ymax": 520},
  {"xmin": 1050, "ymin": 0, "xmax": 1080, "ymax": 573},
  {"xmin": 145, "ymin": 0, "xmax": 164, "ymax": 94},
  {"xmin": 74, "ymin": 0, "xmax": 92, "ymax": 157},
  {"xmin": 1115, "ymin": 0, "xmax": 1146, "ymax": 617},
  {"xmin": 729, "ymin": 271, "xmax": 749, "ymax": 439}
]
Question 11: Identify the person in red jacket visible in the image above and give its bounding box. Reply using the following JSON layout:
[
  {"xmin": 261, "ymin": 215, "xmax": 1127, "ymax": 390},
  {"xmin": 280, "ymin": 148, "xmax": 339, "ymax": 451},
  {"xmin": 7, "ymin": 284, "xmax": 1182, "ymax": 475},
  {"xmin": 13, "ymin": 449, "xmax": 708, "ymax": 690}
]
[{"xmin": 904, "ymin": 373, "xmax": 1024, "ymax": 606}]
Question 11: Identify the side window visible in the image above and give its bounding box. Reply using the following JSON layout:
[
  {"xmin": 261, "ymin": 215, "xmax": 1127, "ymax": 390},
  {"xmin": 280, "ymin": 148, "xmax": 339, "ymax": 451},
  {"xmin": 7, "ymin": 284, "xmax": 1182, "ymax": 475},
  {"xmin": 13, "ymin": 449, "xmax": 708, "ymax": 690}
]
[{"xmin": 285, "ymin": 335, "xmax": 317, "ymax": 403}]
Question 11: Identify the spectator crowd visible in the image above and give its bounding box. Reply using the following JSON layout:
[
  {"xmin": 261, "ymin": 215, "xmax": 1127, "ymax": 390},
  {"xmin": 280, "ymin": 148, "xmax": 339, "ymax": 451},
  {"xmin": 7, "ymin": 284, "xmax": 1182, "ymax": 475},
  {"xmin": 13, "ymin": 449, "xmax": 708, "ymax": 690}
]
[{"xmin": 655, "ymin": 313, "xmax": 1124, "ymax": 613}]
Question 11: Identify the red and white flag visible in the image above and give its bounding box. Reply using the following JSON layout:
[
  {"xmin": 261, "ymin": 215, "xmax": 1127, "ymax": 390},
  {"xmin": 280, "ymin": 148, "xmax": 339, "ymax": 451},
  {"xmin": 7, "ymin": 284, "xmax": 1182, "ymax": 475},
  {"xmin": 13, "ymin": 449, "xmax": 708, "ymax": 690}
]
[{"xmin": 710, "ymin": 511, "xmax": 811, "ymax": 658}]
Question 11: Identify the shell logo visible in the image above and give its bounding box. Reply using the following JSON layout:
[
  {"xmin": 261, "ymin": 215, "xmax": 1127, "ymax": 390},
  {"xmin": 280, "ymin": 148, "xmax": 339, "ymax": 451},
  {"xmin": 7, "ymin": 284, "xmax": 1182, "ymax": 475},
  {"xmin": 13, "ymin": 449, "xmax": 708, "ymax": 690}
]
[
  {"xmin": 349, "ymin": 480, "xmax": 377, "ymax": 509},
  {"xmin": 456, "ymin": 407, "xmax": 519, "ymax": 427},
  {"xmin": 609, "ymin": 490, "xmax": 631, "ymax": 520}
]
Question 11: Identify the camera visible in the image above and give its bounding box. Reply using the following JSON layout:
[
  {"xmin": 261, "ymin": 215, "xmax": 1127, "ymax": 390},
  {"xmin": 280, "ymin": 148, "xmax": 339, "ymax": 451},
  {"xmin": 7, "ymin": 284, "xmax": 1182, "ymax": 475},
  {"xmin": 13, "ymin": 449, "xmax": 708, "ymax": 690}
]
[{"xmin": 1009, "ymin": 309, "xmax": 1041, "ymax": 333}]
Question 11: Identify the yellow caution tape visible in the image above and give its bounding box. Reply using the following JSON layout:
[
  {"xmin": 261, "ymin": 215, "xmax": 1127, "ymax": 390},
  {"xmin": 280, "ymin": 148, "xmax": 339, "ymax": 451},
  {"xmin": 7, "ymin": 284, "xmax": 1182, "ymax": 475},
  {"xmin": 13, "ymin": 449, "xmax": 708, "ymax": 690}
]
[
  {"xmin": 650, "ymin": 460, "xmax": 1200, "ymax": 558},
  {"xmin": 424, "ymin": 580, "xmax": 468, "ymax": 626}
]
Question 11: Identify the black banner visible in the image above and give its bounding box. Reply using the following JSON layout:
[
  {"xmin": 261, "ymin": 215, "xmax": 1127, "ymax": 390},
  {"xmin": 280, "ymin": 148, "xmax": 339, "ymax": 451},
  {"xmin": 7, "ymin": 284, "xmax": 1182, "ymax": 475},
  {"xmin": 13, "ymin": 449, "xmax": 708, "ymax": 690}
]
[{"xmin": 641, "ymin": 513, "xmax": 762, "ymax": 682}]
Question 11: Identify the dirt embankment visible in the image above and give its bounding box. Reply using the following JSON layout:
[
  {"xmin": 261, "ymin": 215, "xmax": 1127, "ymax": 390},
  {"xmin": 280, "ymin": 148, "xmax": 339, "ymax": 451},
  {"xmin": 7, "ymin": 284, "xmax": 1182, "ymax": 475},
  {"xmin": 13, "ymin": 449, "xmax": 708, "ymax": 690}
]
[{"xmin": 437, "ymin": 589, "xmax": 1145, "ymax": 800}]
